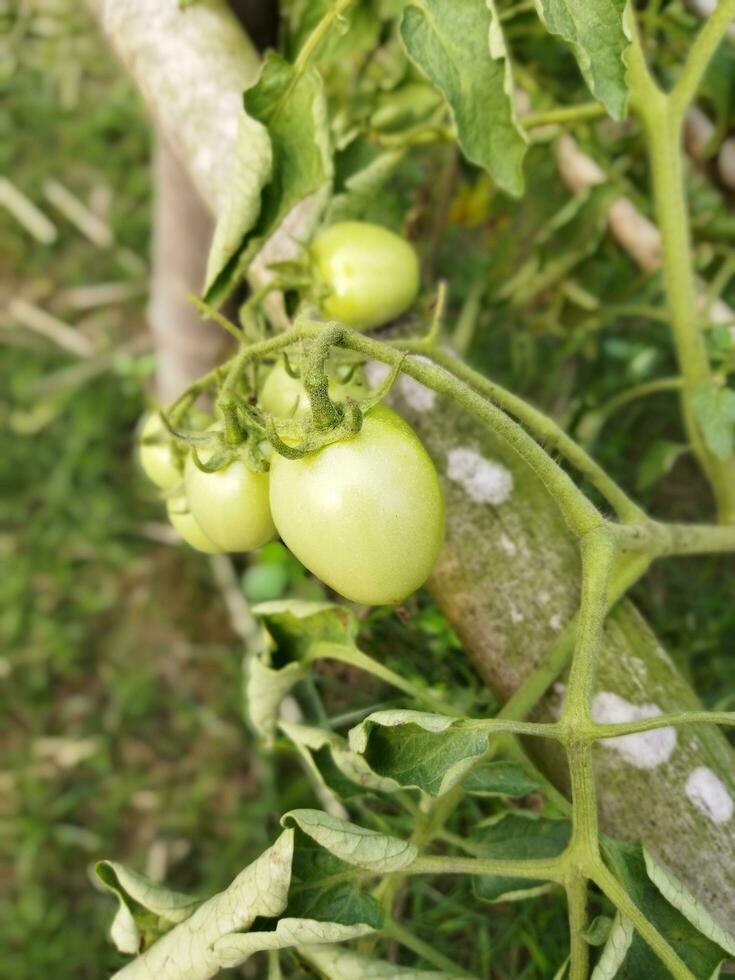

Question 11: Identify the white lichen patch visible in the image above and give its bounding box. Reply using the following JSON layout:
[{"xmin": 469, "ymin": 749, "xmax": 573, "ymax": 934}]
[
  {"xmin": 509, "ymin": 605, "xmax": 524, "ymax": 624},
  {"xmin": 591, "ymin": 691, "xmax": 676, "ymax": 770},
  {"xmin": 549, "ymin": 612, "xmax": 563, "ymax": 631},
  {"xmin": 685, "ymin": 766, "xmax": 734, "ymax": 824},
  {"xmin": 364, "ymin": 360, "xmax": 391, "ymax": 388},
  {"xmin": 399, "ymin": 374, "xmax": 436, "ymax": 412},
  {"xmin": 538, "ymin": 590, "xmax": 551, "ymax": 606},
  {"xmin": 446, "ymin": 447, "xmax": 513, "ymax": 505}
]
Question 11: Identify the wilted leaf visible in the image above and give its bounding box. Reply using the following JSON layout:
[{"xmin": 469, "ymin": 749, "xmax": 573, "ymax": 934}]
[
  {"xmin": 204, "ymin": 52, "xmax": 332, "ymax": 304},
  {"xmin": 282, "ymin": 809, "xmax": 418, "ymax": 873},
  {"xmin": 108, "ymin": 830, "xmax": 294, "ymax": 979},
  {"xmin": 96, "ymin": 862, "xmax": 199, "ymax": 954},
  {"xmin": 462, "ymin": 760, "xmax": 541, "ymax": 798}
]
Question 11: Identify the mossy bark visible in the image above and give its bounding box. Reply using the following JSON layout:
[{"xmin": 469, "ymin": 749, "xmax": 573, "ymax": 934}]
[{"xmin": 93, "ymin": 0, "xmax": 735, "ymax": 931}]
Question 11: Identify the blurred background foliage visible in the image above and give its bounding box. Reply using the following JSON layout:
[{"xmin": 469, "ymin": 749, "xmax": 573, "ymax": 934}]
[{"xmin": 1, "ymin": 1, "xmax": 734, "ymax": 978}]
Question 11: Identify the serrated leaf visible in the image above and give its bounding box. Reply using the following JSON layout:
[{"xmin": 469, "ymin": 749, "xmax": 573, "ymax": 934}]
[
  {"xmin": 109, "ymin": 830, "xmax": 294, "ymax": 979},
  {"xmin": 590, "ymin": 913, "xmax": 633, "ymax": 979},
  {"xmin": 532, "ymin": 0, "xmax": 630, "ymax": 119},
  {"xmin": 96, "ymin": 862, "xmax": 200, "ymax": 954},
  {"xmin": 691, "ymin": 383, "xmax": 735, "ymax": 460},
  {"xmin": 203, "ymin": 111, "xmax": 272, "ymax": 297},
  {"xmin": 471, "ymin": 813, "xmax": 570, "ymax": 903},
  {"xmin": 462, "ymin": 760, "xmax": 540, "ymax": 798},
  {"xmin": 601, "ymin": 840, "xmax": 730, "ymax": 979},
  {"xmin": 400, "ymin": 0, "xmax": 526, "ymax": 196},
  {"xmin": 280, "ymin": 721, "xmax": 401, "ymax": 798},
  {"xmin": 349, "ymin": 710, "xmax": 490, "ymax": 797},
  {"xmin": 643, "ymin": 848, "xmax": 735, "ymax": 957},
  {"xmin": 300, "ymin": 943, "xmax": 461, "ymax": 978},
  {"xmin": 214, "ymin": 919, "xmax": 373, "ymax": 968},
  {"xmin": 204, "ymin": 52, "xmax": 332, "ymax": 305},
  {"xmin": 282, "ymin": 809, "xmax": 418, "ymax": 872}
]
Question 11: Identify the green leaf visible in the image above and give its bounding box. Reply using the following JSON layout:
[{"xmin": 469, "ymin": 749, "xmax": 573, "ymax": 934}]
[
  {"xmin": 300, "ymin": 943, "xmax": 461, "ymax": 978},
  {"xmin": 279, "ymin": 721, "xmax": 401, "ymax": 798},
  {"xmin": 349, "ymin": 710, "xmax": 489, "ymax": 797},
  {"xmin": 96, "ymin": 862, "xmax": 200, "ymax": 954},
  {"xmin": 327, "ymin": 143, "xmax": 405, "ymax": 224},
  {"xmin": 203, "ymin": 112, "xmax": 271, "ymax": 300},
  {"xmin": 691, "ymin": 383, "xmax": 735, "ymax": 460},
  {"xmin": 282, "ymin": 809, "xmax": 418, "ymax": 872},
  {"xmin": 108, "ymin": 830, "xmax": 294, "ymax": 979},
  {"xmin": 462, "ymin": 760, "xmax": 541, "ymax": 798},
  {"xmin": 400, "ymin": 0, "xmax": 527, "ymax": 196},
  {"xmin": 471, "ymin": 813, "xmax": 570, "ymax": 903},
  {"xmin": 531, "ymin": 0, "xmax": 630, "ymax": 120},
  {"xmin": 203, "ymin": 51, "xmax": 332, "ymax": 305},
  {"xmin": 635, "ymin": 440, "xmax": 688, "ymax": 491},
  {"xmin": 599, "ymin": 840, "xmax": 731, "ymax": 979}
]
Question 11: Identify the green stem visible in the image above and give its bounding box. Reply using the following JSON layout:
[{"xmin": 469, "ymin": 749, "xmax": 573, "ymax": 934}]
[
  {"xmin": 589, "ymin": 710, "xmax": 735, "ymax": 740},
  {"xmin": 588, "ymin": 376, "xmax": 683, "ymax": 437},
  {"xmin": 562, "ymin": 530, "xmax": 617, "ymax": 726},
  {"xmin": 405, "ymin": 854, "xmax": 564, "ymax": 881},
  {"xmin": 309, "ymin": 641, "xmax": 460, "ymax": 717},
  {"xmin": 565, "ymin": 872, "xmax": 590, "ymax": 980},
  {"xmin": 523, "ymin": 102, "xmax": 606, "ymax": 130},
  {"xmin": 670, "ymin": 0, "xmax": 735, "ymax": 120},
  {"xmin": 610, "ymin": 519, "xmax": 735, "ymax": 556},
  {"xmin": 630, "ymin": 38, "xmax": 735, "ymax": 521},
  {"xmin": 593, "ymin": 863, "xmax": 696, "ymax": 979},
  {"xmin": 408, "ymin": 343, "xmax": 645, "ymax": 523},
  {"xmin": 383, "ymin": 917, "xmax": 475, "ymax": 978}
]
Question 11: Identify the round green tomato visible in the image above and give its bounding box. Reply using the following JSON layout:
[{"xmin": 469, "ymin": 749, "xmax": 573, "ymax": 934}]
[
  {"xmin": 311, "ymin": 221, "xmax": 420, "ymax": 330},
  {"xmin": 139, "ymin": 412, "xmax": 180, "ymax": 490},
  {"xmin": 166, "ymin": 494, "xmax": 221, "ymax": 554},
  {"xmin": 269, "ymin": 405, "xmax": 444, "ymax": 604},
  {"xmin": 260, "ymin": 359, "xmax": 368, "ymax": 419},
  {"xmin": 185, "ymin": 451, "xmax": 276, "ymax": 553}
]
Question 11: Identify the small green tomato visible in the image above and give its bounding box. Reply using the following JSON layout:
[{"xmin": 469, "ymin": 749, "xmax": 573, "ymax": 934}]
[
  {"xmin": 184, "ymin": 442, "xmax": 276, "ymax": 553},
  {"xmin": 259, "ymin": 359, "xmax": 368, "ymax": 419},
  {"xmin": 139, "ymin": 412, "xmax": 180, "ymax": 490},
  {"xmin": 311, "ymin": 221, "xmax": 420, "ymax": 330},
  {"xmin": 166, "ymin": 494, "xmax": 221, "ymax": 554},
  {"xmin": 269, "ymin": 405, "xmax": 445, "ymax": 605}
]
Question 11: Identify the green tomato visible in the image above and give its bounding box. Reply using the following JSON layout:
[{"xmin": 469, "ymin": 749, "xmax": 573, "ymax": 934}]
[
  {"xmin": 311, "ymin": 221, "xmax": 420, "ymax": 330},
  {"xmin": 139, "ymin": 412, "xmax": 180, "ymax": 490},
  {"xmin": 269, "ymin": 405, "xmax": 444, "ymax": 604},
  {"xmin": 260, "ymin": 359, "xmax": 368, "ymax": 419},
  {"xmin": 184, "ymin": 449, "xmax": 276, "ymax": 553},
  {"xmin": 166, "ymin": 494, "xmax": 221, "ymax": 554}
]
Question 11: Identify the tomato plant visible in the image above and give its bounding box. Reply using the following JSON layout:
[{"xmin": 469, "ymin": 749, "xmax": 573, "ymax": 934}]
[
  {"xmin": 310, "ymin": 221, "xmax": 420, "ymax": 330},
  {"xmin": 93, "ymin": 1, "xmax": 735, "ymax": 978},
  {"xmin": 259, "ymin": 357, "xmax": 368, "ymax": 418},
  {"xmin": 269, "ymin": 404, "xmax": 444, "ymax": 604}
]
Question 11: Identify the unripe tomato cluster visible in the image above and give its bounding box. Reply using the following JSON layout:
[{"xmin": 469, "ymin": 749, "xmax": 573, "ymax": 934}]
[{"xmin": 137, "ymin": 223, "xmax": 443, "ymax": 605}]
